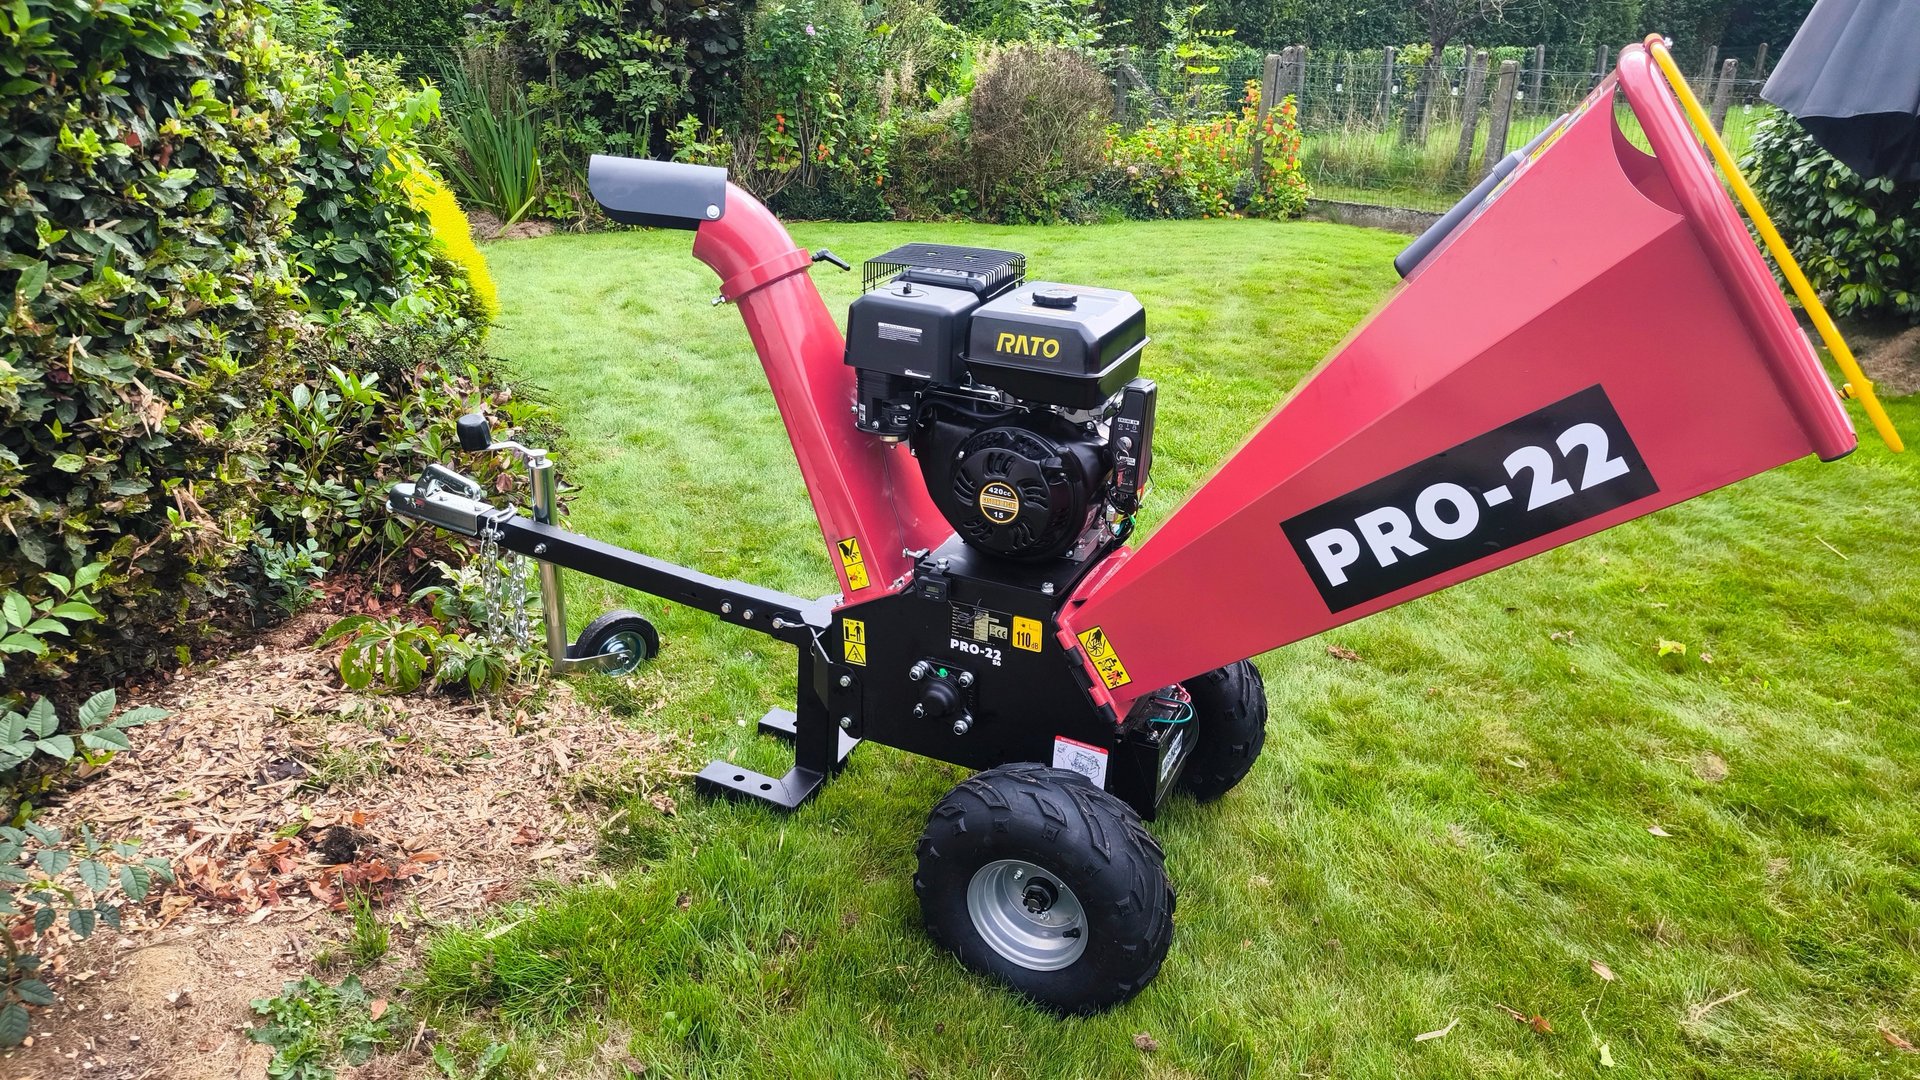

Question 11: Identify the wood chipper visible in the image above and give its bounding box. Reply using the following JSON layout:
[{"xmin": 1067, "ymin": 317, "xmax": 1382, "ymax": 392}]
[{"xmin": 387, "ymin": 40, "xmax": 1903, "ymax": 1013}]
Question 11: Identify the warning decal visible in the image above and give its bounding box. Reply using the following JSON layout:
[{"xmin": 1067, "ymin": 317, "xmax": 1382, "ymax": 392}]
[
  {"xmin": 842, "ymin": 617, "xmax": 867, "ymax": 666},
  {"xmin": 836, "ymin": 537, "xmax": 870, "ymax": 591},
  {"xmin": 1075, "ymin": 626, "xmax": 1132, "ymax": 690},
  {"xmin": 1011, "ymin": 616, "xmax": 1044, "ymax": 653},
  {"xmin": 1052, "ymin": 735, "xmax": 1109, "ymax": 786}
]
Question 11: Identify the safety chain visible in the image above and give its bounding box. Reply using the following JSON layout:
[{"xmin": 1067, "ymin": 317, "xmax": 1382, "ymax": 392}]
[{"xmin": 476, "ymin": 524, "xmax": 533, "ymax": 647}]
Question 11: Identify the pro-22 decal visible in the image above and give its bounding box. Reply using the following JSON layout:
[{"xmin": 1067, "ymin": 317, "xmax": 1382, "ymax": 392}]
[{"xmin": 1282, "ymin": 385, "xmax": 1658, "ymax": 612}]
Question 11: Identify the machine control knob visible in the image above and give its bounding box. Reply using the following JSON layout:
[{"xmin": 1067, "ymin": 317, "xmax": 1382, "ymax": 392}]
[
  {"xmin": 916, "ymin": 678, "xmax": 962, "ymax": 721},
  {"xmin": 1032, "ymin": 288, "xmax": 1078, "ymax": 309}
]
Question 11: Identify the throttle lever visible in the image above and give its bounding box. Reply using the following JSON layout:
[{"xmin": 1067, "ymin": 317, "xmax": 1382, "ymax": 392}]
[{"xmin": 811, "ymin": 248, "xmax": 851, "ymax": 272}]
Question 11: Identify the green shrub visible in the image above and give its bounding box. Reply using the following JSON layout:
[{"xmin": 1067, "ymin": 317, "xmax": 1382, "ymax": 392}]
[
  {"xmin": 1108, "ymin": 82, "xmax": 1307, "ymax": 219},
  {"xmin": 476, "ymin": 0, "xmax": 746, "ymax": 176},
  {"xmin": 736, "ymin": 0, "xmax": 887, "ymax": 205},
  {"xmin": 1, "ymin": 0, "xmax": 306, "ymax": 684},
  {"xmin": 1, "ymin": 0, "xmax": 505, "ymax": 691},
  {"xmin": 967, "ymin": 43, "xmax": 1110, "ymax": 221},
  {"xmin": 1744, "ymin": 110, "xmax": 1920, "ymax": 324}
]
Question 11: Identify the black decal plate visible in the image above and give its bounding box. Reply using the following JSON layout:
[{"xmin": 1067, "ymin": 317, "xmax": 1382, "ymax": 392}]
[{"xmin": 1282, "ymin": 385, "xmax": 1657, "ymax": 611}]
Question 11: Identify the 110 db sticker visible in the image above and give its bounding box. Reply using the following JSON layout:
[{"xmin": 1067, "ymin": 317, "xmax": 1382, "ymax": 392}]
[{"xmin": 1282, "ymin": 386, "xmax": 1658, "ymax": 611}]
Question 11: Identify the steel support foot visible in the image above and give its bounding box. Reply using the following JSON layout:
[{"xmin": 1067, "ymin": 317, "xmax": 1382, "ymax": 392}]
[
  {"xmin": 693, "ymin": 761, "xmax": 828, "ymax": 810},
  {"xmin": 756, "ymin": 707, "xmax": 859, "ymax": 770}
]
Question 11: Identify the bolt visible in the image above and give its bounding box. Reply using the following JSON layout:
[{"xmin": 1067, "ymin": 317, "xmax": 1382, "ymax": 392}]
[
  {"xmin": 839, "ymin": 716, "xmax": 853, "ymax": 730},
  {"xmin": 909, "ymin": 661, "xmax": 930, "ymax": 681},
  {"xmin": 721, "ymin": 602, "xmax": 732, "ymax": 614},
  {"xmin": 1041, "ymin": 582, "xmax": 1056, "ymax": 595},
  {"xmin": 913, "ymin": 704, "xmax": 926, "ymax": 718},
  {"xmin": 534, "ymin": 543, "xmax": 548, "ymax": 555},
  {"xmin": 957, "ymin": 671, "xmax": 975, "ymax": 688},
  {"xmin": 771, "ymin": 617, "xmax": 786, "ymax": 629},
  {"xmin": 1012, "ymin": 868, "xmax": 1024, "ymax": 881},
  {"xmin": 951, "ymin": 713, "xmax": 973, "ymax": 735},
  {"xmin": 838, "ymin": 674, "xmax": 852, "ymax": 688},
  {"xmin": 742, "ymin": 609, "xmax": 754, "ymax": 620},
  {"xmin": 936, "ymin": 558, "xmax": 950, "ymax": 571}
]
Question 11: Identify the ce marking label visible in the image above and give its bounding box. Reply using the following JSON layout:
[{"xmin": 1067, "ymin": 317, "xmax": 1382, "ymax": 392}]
[{"xmin": 1283, "ymin": 386, "xmax": 1658, "ymax": 612}]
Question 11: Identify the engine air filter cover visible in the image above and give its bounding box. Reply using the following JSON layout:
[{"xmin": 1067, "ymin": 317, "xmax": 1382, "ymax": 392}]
[{"xmin": 966, "ymin": 282, "xmax": 1147, "ymax": 409}]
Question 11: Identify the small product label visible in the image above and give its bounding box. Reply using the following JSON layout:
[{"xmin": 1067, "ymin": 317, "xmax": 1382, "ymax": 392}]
[
  {"xmin": 877, "ymin": 321, "xmax": 923, "ymax": 344},
  {"xmin": 842, "ymin": 617, "xmax": 866, "ymax": 666},
  {"xmin": 1075, "ymin": 626, "xmax": 1132, "ymax": 690},
  {"xmin": 1052, "ymin": 736, "xmax": 1109, "ymax": 787},
  {"xmin": 836, "ymin": 537, "xmax": 870, "ymax": 591},
  {"xmin": 977, "ymin": 481, "xmax": 1021, "ymax": 524},
  {"xmin": 950, "ymin": 603, "xmax": 1011, "ymax": 644},
  {"xmin": 1011, "ymin": 616, "xmax": 1044, "ymax": 653}
]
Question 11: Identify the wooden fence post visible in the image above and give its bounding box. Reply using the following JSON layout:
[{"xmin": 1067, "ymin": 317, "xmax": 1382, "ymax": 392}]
[
  {"xmin": 1594, "ymin": 43, "xmax": 1608, "ymax": 83},
  {"xmin": 1708, "ymin": 58, "xmax": 1738, "ymax": 133},
  {"xmin": 1452, "ymin": 50, "xmax": 1490, "ymax": 177},
  {"xmin": 1698, "ymin": 44, "xmax": 1719, "ymax": 100},
  {"xmin": 1482, "ymin": 60, "xmax": 1520, "ymax": 178},
  {"xmin": 1291, "ymin": 45, "xmax": 1309, "ymax": 103},
  {"xmin": 1379, "ymin": 46, "xmax": 1396, "ymax": 123},
  {"xmin": 1253, "ymin": 52, "xmax": 1281, "ymax": 178},
  {"xmin": 1529, "ymin": 44, "xmax": 1545, "ymax": 103},
  {"xmin": 1754, "ymin": 42, "xmax": 1769, "ymax": 79}
]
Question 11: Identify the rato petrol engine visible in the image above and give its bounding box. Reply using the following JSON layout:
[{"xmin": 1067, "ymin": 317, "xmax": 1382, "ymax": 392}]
[{"xmin": 845, "ymin": 245, "xmax": 1156, "ymax": 561}]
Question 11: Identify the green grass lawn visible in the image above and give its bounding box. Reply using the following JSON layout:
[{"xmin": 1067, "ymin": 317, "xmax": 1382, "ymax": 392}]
[{"xmin": 416, "ymin": 219, "xmax": 1920, "ymax": 1079}]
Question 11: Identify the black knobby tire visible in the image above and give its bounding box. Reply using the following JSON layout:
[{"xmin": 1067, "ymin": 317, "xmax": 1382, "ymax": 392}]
[
  {"xmin": 1176, "ymin": 659, "xmax": 1268, "ymax": 802},
  {"xmin": 574, "ymin": 609, "xmax": 659, "ymax": 676},
  {"xmin": 914, "ymin": 763, "xmax": 1174, "ymax": 1015}
]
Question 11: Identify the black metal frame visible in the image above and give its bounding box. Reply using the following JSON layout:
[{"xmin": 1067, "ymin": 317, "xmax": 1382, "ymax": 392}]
[{"xmin": 487, "ymin": 510, "xmax": 1193, "ymax": 818}]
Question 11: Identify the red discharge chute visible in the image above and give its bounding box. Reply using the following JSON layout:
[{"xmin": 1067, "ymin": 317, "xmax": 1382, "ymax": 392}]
[{"xmin": 1059, "ymin": 44, "xmax": 1856, "ymax": 715}]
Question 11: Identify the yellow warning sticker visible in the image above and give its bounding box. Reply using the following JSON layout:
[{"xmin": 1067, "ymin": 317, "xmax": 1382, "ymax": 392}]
[
  {"xmin": 1012, "ymin": 616, "xmax": 1045, "ymax": 653},
  {"xmin": 843, "ymin": 617, "xmax": 867, "ymax": 666},
  {"xmin": 836, "ymin": 537, "xmax": 870, "ymax": 590},
  {"xmin": 1075, "ymin": 626, "xmax": 1132, "ymax": 689}
]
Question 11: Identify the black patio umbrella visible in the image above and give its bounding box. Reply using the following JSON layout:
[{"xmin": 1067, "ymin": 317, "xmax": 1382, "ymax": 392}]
[{"xmin": 1761, "ymin": 0, "xmax": 1920, "ymax": 182}]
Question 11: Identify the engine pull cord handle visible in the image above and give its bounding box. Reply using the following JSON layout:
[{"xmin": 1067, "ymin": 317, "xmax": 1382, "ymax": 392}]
[{"xmin": 1643, "ymin": 34, "xmax": 1902, "ymax": 453}]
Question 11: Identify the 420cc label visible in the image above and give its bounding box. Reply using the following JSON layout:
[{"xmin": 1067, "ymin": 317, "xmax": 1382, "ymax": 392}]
[{"xmin": 1282, "ymin": 385, "xmax": 1658, "ymax": 611}]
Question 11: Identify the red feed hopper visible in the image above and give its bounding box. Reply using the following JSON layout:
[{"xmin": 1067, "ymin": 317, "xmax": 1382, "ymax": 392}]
[{"xmin": 1060, "ymin": 43, "xmax": 1858, "ymax": 714}]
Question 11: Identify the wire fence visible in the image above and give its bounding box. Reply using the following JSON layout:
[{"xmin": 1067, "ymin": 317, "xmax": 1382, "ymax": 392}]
[{"xmin": 1113, "ymin": 47, "xmax": 1772, "ymax": 214}]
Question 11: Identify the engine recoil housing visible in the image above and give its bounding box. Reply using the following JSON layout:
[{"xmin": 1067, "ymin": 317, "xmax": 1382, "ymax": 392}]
[{"xmin": 914, "ymin": 404, "xmax": 1108, "ymax": 561}]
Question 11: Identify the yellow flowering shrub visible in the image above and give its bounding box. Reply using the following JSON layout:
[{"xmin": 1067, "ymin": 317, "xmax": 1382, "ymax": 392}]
[{"xmin": 405, "ymin": 164, "xmax": 500, "ymax": 318}]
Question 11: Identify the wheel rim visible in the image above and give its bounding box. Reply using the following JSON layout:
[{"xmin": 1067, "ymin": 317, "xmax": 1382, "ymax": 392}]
[
  {"xmin": 600, "ymin": 630, "xmax": 647, "ymax": 676},
  {"xmin": 966, "ymin": 859, "xmax": 1088, "ymax": 971}
]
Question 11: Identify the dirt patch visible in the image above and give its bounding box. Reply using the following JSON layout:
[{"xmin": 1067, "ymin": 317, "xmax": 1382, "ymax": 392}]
[
  {"xmin": 467, "ymin": 209, "xmax": 556, "ymax": 242},
  {"xmin": 1837, "ymin": 316, "xmax": 1920, "ymax": 397},
  {"xmin": 2, "ymin": 614, "xmax": 689, "ymax": 1078}
]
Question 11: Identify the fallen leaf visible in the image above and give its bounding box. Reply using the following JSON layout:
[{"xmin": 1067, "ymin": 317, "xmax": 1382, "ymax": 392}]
[
  {"xmin": 1530, "ymin": 1014, "xmax": 1554, "ymax": 1034},
  {"xmin": 1599, "ymin": 1042, "xmax": 1615, "ymax": 1067},
  {"xmin": 1648, "ymin": 825, "xmax": 1672, "ymax": 837},
  {"xmin": 1133, "ymin": 1032, "xmax": 1159, "ymax": 1052},
  {"xmin": 1656, "ymin": 639, "xmax": 1687, "ymax": 657},
  {"xmin": 1590, "ymin": 959, "xmax": 1616, "ymax": 982},
  {"xmin": 1327, "ymin": 644, "xmax": 1361, "ymax": 662},
  {"xmin": 370, "ymin": 998, "xmax": 388, "ymax": 1020},
  {"xmin": 1414, "ymin": 1018, "xmax": 1459, "ymax": 1042},
  {"xmin": 648, "ymin": 791, "xmax": 677, "ymax": 816},
  {"xmin": 1881, "ymin": 1027, "xmax": 1917, "ymax": 1052}
]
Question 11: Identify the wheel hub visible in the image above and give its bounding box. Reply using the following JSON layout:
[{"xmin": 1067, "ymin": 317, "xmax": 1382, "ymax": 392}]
[{"xmin": 966, "ymin": 859, "xmax": 1087, "ymax": 971}]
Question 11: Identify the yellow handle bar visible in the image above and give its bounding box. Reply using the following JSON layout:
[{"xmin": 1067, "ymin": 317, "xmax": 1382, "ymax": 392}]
[{"xmin": 1644, "ymin": 34, "xmax": 1903, "ymax": 453}]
